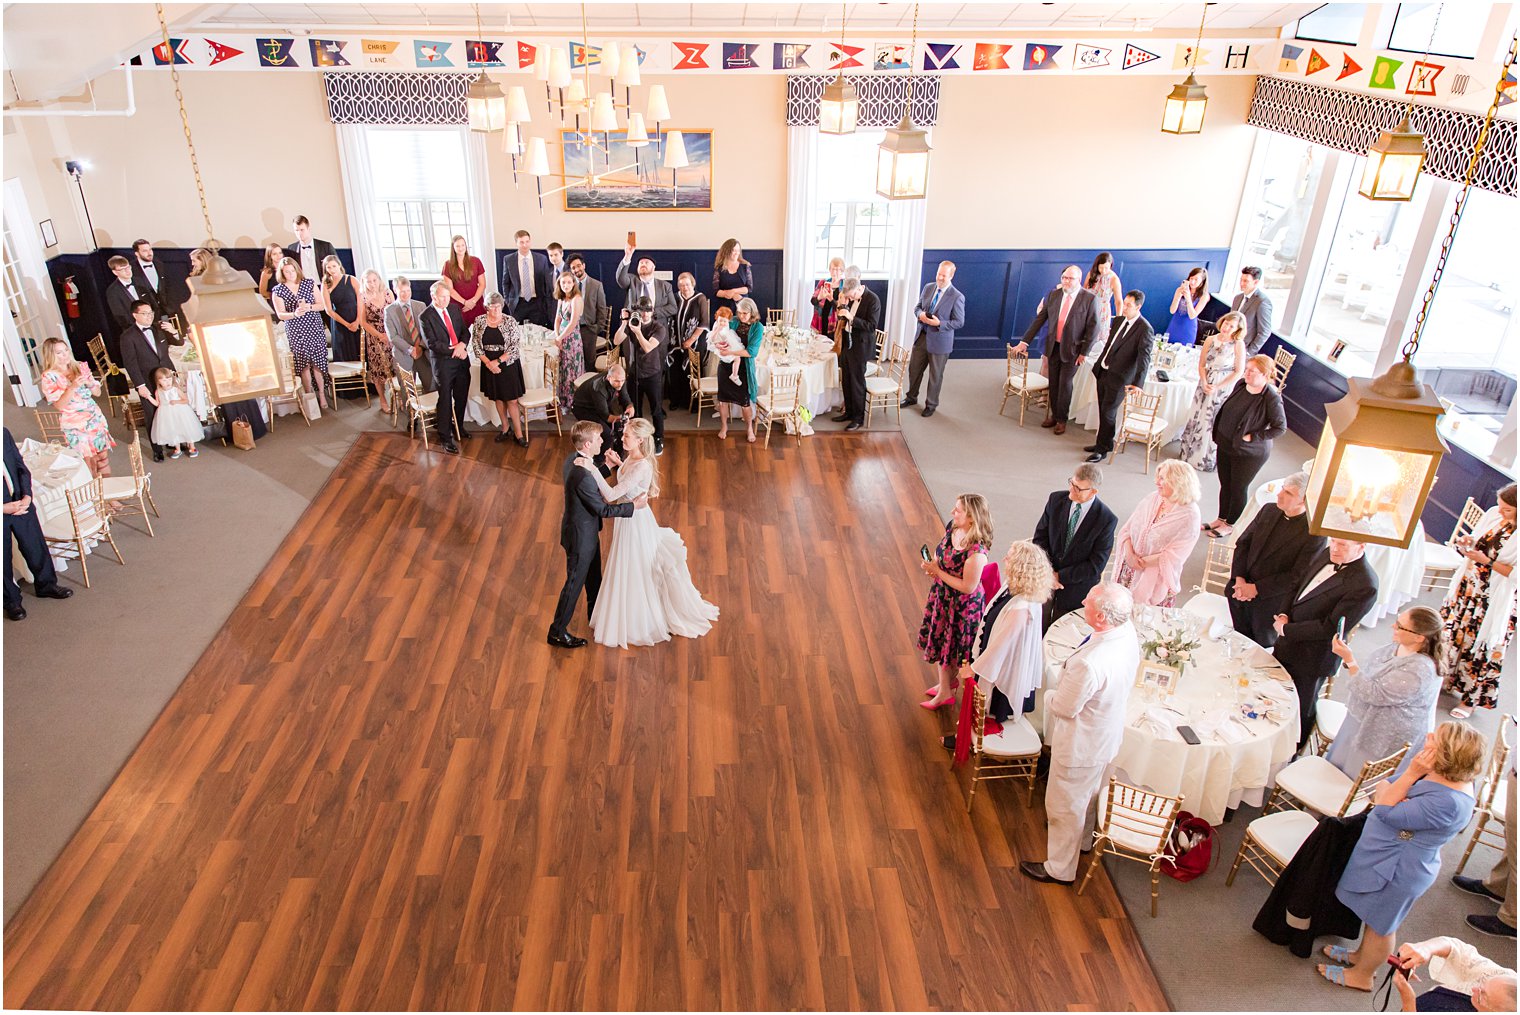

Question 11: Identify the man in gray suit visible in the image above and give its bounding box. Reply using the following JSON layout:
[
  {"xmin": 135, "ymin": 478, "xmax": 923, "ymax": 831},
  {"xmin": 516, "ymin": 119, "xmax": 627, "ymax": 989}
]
[
  {"xmin": 901, "ymin": 260, "xmax": 967, "ymax": 418},
  {"xmin": 614, "ymin": 242, "xmax": 677, "ymax": 333},
  {"xmin": 1012, "ymin": 265, "xmax": 1101, "ymax": 436},
  {"xmin": 567, "ymin": 252, "xmax": 608, "ymax": 373},
  {"xmin": 1231, "ymin": 265, "xmax": 1275, "ymax": 354},
  {"xmin": 384, "ymin": 276, "xmax": 433, "ymax": 393}
]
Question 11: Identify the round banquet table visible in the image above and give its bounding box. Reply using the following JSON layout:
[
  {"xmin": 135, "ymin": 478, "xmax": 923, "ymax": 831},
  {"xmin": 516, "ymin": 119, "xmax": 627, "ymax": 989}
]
[
  {"xmin": 13, "ymin": 438, "xmax": 95, "ymax": 580},
  {"xmin": 1230, "ymin": 475, "xmax": 1426, "ymax": 629},
  {"xmin": 1069, "ymin": 345, "xmax": 1199, "ymax": 446},
  {"xmin": 1038, "ymin": 609, "xmax": 1301, "ymax": 824},
  {"xmin": 753, "ymin": 348, "xmax": 841, "ymax": 418},
  {"xmin": 467, "ymin": 324, "xmax": 557, "ymax": 429}
]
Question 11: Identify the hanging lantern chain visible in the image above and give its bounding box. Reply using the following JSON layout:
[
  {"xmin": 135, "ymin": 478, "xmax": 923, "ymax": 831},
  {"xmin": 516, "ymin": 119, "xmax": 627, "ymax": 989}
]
[
  {"xmin": 154, "ymin": 2, "xmax": 216, "ymax": 246},
  {"xmin": 1189, "ymin": 3, "xmax": 1207, "ymax": 72},
  {"xmin": 1401, "ymin": 30, "xmax": 1516, "ymax": 363}
]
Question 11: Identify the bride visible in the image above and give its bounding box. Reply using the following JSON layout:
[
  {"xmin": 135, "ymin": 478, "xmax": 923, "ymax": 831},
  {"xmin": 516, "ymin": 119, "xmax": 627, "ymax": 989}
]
[{"xmin": 577, "ymin": 419, "xmax": 719, "ymax": 648}]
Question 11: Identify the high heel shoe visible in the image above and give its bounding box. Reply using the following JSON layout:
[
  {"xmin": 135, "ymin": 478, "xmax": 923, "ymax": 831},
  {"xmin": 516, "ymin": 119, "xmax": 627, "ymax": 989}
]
[{"xmin": 919, "ymin": 696, "xmax": 955, "ymax": 711}]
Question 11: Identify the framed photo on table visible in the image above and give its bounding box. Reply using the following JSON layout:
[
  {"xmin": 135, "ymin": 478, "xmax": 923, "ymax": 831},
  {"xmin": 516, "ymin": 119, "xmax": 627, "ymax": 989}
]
[
  {"xmin": 1154, "ymin": 346, "xmax": 1178, "ymax": 370},
  {"xmin": 1136, "ymin": 660, "xmax": 1181, "ymax": 696}
]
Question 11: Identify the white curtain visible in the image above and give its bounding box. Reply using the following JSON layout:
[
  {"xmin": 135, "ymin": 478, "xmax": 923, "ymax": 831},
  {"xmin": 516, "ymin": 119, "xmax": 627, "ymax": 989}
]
[
  {"xmin": 333, "ymin": 124, "xmax": 384, "ymax": 277},
  {"xmin": 462, "ymin": 126, "xmax": 498, "ymax": 296},
  {"xmin": 783, "ymin": 125, "xmax": 819, "ymax": 323},
  {"xmin": 883, "ymin": 188, "xmax": 928, "ymax": 355}
]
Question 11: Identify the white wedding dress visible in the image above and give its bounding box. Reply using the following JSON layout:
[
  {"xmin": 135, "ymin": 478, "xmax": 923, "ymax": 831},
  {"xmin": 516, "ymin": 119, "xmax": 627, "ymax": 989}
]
[{"xmin": 588, "ymin": 458, "xmax": 720, "ymax": 648}]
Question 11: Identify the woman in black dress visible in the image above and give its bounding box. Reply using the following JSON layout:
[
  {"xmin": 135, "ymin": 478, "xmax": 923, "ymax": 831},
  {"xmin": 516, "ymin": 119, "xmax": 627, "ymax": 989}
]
[
  {"xmin": 322, "ymin": 254, "xmax": 362, "ymax": 366},
  {"xmin": 471, "ymin": 292, "xmax": 529, "ymax": 446},
  {"xmin": 712, "ymin": 237, "xmax": 754, "ymax": 318}
]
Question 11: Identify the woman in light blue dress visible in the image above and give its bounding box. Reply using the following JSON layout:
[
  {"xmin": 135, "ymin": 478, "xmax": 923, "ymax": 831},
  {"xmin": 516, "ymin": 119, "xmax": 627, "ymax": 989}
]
[
  {"xmin": 1318, "ymin": 721, "xmax": 1484, "ymax": 993},
  {"xmin": 1325, "ymin": 607, "xmax": 1443, "ymax": 778}
]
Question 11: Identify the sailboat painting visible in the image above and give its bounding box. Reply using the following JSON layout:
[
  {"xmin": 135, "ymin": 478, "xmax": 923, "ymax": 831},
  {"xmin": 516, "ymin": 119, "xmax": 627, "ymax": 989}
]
[{"xmin": 559, "ymin": 129, "xmax": 713, "ymax": 211}]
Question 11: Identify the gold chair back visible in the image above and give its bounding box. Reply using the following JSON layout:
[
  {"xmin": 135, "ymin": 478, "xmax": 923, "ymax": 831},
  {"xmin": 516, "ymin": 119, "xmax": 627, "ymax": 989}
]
[
  {"xmin": 1201, "ymin": 539, "xmax": 1234, "ymax": 595},
  {"xmin": 34, "ymin": 410, "xmax": 65, "ymax": 444},
  {"xmin": 1077, "ymin": 778, "xmax": 1185, "ymax": 916},
  {"xmin": 1342, "ymin": 745, "xmax": 1410, "ymax": 816},
  {"xmin": 1272, "ymin": 347, "xmax": 1297, "ymax": 389}
]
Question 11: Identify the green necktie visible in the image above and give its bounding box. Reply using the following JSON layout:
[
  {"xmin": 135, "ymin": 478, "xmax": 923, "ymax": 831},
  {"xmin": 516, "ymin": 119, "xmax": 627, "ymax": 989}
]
[{"xmin": 1067, "ymin": 504, "xmax": 1081, "ymax": 547}]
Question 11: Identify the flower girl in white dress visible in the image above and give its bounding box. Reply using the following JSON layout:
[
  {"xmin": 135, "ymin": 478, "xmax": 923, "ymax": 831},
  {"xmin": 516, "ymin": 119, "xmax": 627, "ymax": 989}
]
[{"xmin": 577, "ymin": 419, "xmax": 719, "ymax": 648}]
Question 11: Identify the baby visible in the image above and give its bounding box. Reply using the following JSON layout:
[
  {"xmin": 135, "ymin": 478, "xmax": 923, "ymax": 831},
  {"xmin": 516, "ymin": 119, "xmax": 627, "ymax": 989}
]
[{"xmin": 712, "ymin": 306, "xmax": 743, "ymax": 385}]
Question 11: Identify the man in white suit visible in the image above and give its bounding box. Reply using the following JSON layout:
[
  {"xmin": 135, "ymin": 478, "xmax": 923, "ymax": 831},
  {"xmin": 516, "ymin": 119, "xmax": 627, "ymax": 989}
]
[{"xmin": 1021, "ymin": 582, "xmax": 1138, "ymax": 885}]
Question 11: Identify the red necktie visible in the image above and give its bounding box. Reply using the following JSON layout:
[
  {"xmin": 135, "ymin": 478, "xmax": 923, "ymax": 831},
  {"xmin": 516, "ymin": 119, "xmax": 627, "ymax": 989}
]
[
  {"xmin": 1056, "ymin": 293, "xmax": 1071, "ymax": 344},
  {"xmin": 440, "ymin": 308, "xmax": 459, "ymax": 347}
]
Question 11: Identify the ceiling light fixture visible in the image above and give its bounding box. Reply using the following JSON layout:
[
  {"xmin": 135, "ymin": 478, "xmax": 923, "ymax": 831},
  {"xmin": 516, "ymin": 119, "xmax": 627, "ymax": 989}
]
[
  {"xmin": 876, "ymin": 3, "xmax": 931, "ymax": 200},
  {"xmin": 464, "ymin": 4, "xmax": 508, "ymax": 132},
  {"xmin": 1359, "ymin": 4, "xmax": 1442, "ymax": 201},
  {"xmin": 819, "ymin": 2, "xmax": 859, "ymax": 135},
  {"xmin": 1161, "ymin": 3, "xmax": 1210, "ymax": 134}
]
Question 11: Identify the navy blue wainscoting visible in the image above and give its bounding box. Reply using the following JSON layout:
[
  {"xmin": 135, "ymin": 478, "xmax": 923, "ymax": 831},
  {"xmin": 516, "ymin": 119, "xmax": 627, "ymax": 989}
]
[
  {"xmin": 920, "ymin": 247, "xmax": 1230, "ymax": 358},
  {"xmin": 1253, "ymin": 325, "xmax": 1512, "ymax": 542}
]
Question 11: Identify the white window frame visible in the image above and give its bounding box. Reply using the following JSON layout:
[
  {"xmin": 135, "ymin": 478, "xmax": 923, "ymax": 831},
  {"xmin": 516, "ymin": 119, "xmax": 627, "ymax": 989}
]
[{"xmin": 814, "ymin": 199, "xmax": 895, "ymax": 278}]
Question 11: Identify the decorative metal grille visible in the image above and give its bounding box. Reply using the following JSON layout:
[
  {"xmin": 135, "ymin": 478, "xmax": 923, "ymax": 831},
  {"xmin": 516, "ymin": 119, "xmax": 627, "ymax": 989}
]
[
  {"xmin": 1247, "ymin": 75, "xmax": 1515, "ymax": 197},
  {"xmin": 324, "ymin": 71, "xmax": 473, "ymax": 125},
  {"xmin": 786, "ymin": 75, "xmax": 940, "ymax": 127}
]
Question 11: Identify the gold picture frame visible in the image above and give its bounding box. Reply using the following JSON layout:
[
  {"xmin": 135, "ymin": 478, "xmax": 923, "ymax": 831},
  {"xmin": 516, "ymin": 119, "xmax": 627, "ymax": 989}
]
[
  {"xmin": 559, "ymin": 129, "xmax": 713, "ymax": 212},
  {"xmin": 1136, "ymin": 660, "xmax": 1181, "ymax": 696}
]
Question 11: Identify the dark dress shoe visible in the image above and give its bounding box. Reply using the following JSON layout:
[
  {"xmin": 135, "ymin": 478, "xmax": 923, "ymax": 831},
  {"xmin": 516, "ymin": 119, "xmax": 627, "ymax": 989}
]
[
  {"xmin": 900, "ymin": 397, "xmax": 918, "ymax": 408},
  {"xmin": 494, "ymin": 431, "xmax": 512, "ymax": 443},
  {"xmin": 1452, "ymin": 874, "xmax": 1504, "ymax": 901},
  {"xmin": 1040, "ymin": 417, "xmax": 1057, "ymax": 429},
  {"xmin": 1467, "ymin": 914, "xmax": 1517, "ymax": 938},
  {"xmin": 1019, "ymin": 861, "xmax": 1074, "ymax": 886},
  {"xmin": 546, "ymin": 631, "xmax": 587, "ymax": 649},
  {"xmin": 844, "ymin": 421, "xmax": 863, "ymax": 432},
  {"xmin": 34, "ymin": 585, "xmax": 73, "ymax": 600},
  {"xmin": 152, "ymin": 450, "xmax": 165, "ymax": 463},
  {"xmin": 516, "ymin": 435, "xmax": 530, "ymax": 448},
  {"xmin": 1083, "ymin": 444, "xmax": 1099, "ymax": 453},
  {"xmin": 655, "ymin": 439, "xmax": 665, "ymax": 456},
  {"xmin": 458, "ymin": 428, "xmax": 472, "ymax": 440},
  {"xmin": 1084, "ymin": 452, "xmax": 1106, "ymax": 463},
  {"xmin": 440, "ymin": 442, "xmax": 461, "ymax": 455},
  {"xmin": 940, "ymin": 735, "xmax": 956, "ymax": 753},
  {"xmin": 921, "ymin": 408, "xmax": 936, "ymax": 418},
  {"xmin": 5, "ymin": 604, "xmax": 25, "ymax": 621},
  {"xmin": 1053, "ymin": 422, "xmax": 1067, "ymax": 435},
  {"xmin": 830, "ymin": 413, "xmax": 850, "ymax": 423}
]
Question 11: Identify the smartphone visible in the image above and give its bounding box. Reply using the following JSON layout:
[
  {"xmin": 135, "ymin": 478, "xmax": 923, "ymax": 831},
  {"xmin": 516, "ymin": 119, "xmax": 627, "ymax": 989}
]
[
  {"xmin": 1176, "ymin": 725, "xmax": 1201, "ymax": 745},
  {"xmin": 920, "ymin": 544, "xmax": 932, "ymax": 562},
  {"xmin": 1336, "ymin": 616, "xmax": 1346, "ymax": 639},
  {"xmin": 627, "ymin": 230, "xmax": 637, "ymax": 247}
]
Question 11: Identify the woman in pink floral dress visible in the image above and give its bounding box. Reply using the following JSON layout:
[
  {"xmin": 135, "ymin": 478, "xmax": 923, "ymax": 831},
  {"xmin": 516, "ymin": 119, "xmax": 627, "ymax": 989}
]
[
  {"xmin": 38, "ymin": 337, "xmax": 115, "ymax": 477},
  {"xmin": 918, "ymin": 493, "xmax": 994, "ymax": 711}
]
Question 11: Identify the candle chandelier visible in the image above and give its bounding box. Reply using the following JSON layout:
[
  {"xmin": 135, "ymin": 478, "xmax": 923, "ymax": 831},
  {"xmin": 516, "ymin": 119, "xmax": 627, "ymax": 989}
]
[
  {"xmin": 494, "ymin": 3, "xmax": 681, "ymax": 208},
  {"xmin": 818, "ymin": 2, "xmax": 859, "ymax": 135},
  {"xmin": 1360, "ymin": 3, "xmax": 1444, "ymax": 201},
  {"xmin": 1306, "ymin": 33, "xmax": 1517, "ymax": 548},
  {"xmin": 876, "ymin": 3, "xmax": 931, "ymax": 200},
  {"xmin": 1161, "ymin": 3, "xmax": 1210, "ymax": 134}
]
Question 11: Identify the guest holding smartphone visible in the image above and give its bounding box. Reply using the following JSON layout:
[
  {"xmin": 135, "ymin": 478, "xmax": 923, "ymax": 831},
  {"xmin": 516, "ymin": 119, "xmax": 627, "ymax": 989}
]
[
  {"xmin": 1167, "ymin": 267, "xmax": 1209, "ymax": 345},
  {"xmin": 918, "ymin": 494, "xmax": 993, "ymax": 712}
]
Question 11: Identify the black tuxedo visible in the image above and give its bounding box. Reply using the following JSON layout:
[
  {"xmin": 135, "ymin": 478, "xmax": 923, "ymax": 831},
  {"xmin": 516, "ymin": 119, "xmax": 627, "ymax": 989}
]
[
  {"xmin": 119, "ymin": 321, "xmax": 184, "ymax": 451},
  {"xmin": 284, "ymin": 238, "xmax": 337, "ymax": 270},
  {"xmin": 1090, "ymin": 314, "xmax": 1155, "ymax": 454},
  {"xmin": 1021, "ymin": 286, "xmax": 1101, "ymax": 423},
  {"xmin": 130, "ymin": 258, "xmax": 179, "ymax": 320},
  {"xmin": 840, "ymin": 288, "xmax": 880, "ymax": 425},
  {"xmin": 1032, "ymin": 491, "xmax": 1117, "ymax": 629},
  {"xmin": 550, "ymin": 451, "xmax": 636, "ymax": 637},
  {"xmin": 104, "ymin": 278, "xmax": 162, "ymax": 359},
  {"xmin": 501, "ymin": 250, "xmax": 553, "ymax": 327},
  {"xmin": 1228, "ymin": 505, "xmax": 1326, "ymax": 648},
  {"xmin": 1272, "ymin": 550, "xmax": 1378, "ymax": 745},
  {"xmin": 4, "ymin": 428, "xmax": 61, "ymax": 609},
  {"xmin": 420, "ymin": 303, "xmax": 470, "ymax": 442}
]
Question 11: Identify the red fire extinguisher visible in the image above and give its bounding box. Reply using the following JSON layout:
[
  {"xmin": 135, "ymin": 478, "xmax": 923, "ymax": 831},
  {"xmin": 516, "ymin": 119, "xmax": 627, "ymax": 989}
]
[{"xmin": 62, "ymin": 276, "xmax": 80, "ymax": 319}]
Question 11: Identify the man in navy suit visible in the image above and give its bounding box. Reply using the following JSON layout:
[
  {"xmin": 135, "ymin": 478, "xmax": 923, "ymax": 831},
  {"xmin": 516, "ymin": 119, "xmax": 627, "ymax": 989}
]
[
  {"xmin": 501, "ymin": 229, "xmax": 552, "ymax": 327},
  {"xmin": 4, "ymin": 427, "xmax": 74, "ymax": 620},
  {"xmin": 901, "ymin": 260, "xmax": 966, "ymax": 418},
  {"xmin": 1032, "ymin": 463, "xmax": 1118, "ymax": 630}
]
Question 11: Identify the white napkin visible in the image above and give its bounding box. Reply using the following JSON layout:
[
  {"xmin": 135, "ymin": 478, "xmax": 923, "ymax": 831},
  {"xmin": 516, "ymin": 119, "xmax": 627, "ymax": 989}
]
[
  {"xmin": 1196, "ymin": 716, "xmax": 1248, "ymax": 744},
  {"xmin": 50, "ymin": 452, "xmax": 81, "ymax": 470},
  {"xmin": 19, "ymin": 438, "xmax": 47, "ymax": 457},
  {"xmin": 1134, "ymin": 704, "xmax": 1185, "ymax": 737}
]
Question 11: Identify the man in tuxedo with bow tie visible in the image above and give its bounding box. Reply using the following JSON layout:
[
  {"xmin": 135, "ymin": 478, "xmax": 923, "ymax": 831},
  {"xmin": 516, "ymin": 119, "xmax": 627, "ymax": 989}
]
[
  {"xmin": 1011, "ymin": 265, "xmax": 1101, "ymax": 435},
  {"xmin": 1086, "ymin": 290, "xmax": 1154, "ymax": 463},
  {"xmin": 1033, "ymin": 463, "xmax": 1118, "ymax": 630},
  {"xmin": 1231, "ymin": 265, "xmax": 1276, "ymax": 355},
  {"xmin": 119, "ymin": 299, "xmax": 185, "ymax": 461},
  {"xmin": 901, "ymin": 260, "xmax": 966, "ymax": 418},
  {"xmin": 1272, "ymin": 537, "xmax": 1378, "ymax": 747},
  {"xmin": 129, "ymin": 239, "xmax": 182, "ymax": 324},
  {"xmin": 1021, "ymin": 582, "xmax": 1138, "ymax": 886},
  {"xmin": 104, "ymin": 255, "xmax": 162, "ymax": 361},
  {"xmin": 419, "ymin": 281, "xmax": 472, "ymax": 454},
  {"xmin": 283, "ymin": 216, "xmax": 336, "ymax": 292}
]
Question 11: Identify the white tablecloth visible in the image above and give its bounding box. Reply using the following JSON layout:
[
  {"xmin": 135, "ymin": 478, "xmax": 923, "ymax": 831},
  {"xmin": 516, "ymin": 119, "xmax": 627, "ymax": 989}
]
[
  {"xmin": 753, "ymin": 350, "xmax": 841, "ymax": 417},
  {"xmin": 1070, "ymin": 360, "xmax": 1198, "ymax": 446},
  {"xmin": 1038, "ymin": 610, "xmax": 1301, "ymax": 823},
  {"xmin": 1231, "ymin": 476, "xmax": 1426, "ymax": 629},
  {"xmin": 14, "ymin": 439, "xmax": 94, "ymax": 579}
]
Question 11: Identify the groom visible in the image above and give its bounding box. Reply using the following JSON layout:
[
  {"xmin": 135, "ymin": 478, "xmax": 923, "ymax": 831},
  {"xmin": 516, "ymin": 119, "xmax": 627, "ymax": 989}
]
[{"xmin": 549, "ymin": 421, "xmax": 646, "ymax": 648}]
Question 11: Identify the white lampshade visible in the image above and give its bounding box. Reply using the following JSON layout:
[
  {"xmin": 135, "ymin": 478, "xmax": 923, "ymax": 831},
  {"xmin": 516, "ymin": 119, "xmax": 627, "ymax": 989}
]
[
  {"xmin": 645, "ymin": 84, "xmax": 670, "ymax": 122},
  {"xmin": 533, "ymin": 47, "xmax": 550, "ymax": 82},
  {"xmin": 626, "ymin": 113, "xmax": 650, "ymax": 147},
  {"xmin": 547, "ymin": 48, "xmax": 571, "ymax": 89},
  {"xmin": 590, "ymin": 91, "xmax": 618, "ymax": 132},
  {"xmin": 615, "ymin": 44, "xmax": 641, "ymax": 87},
  {"xmin": 524, "ymin": 136, "xmax": 551, "ymax": 176},
  {"xmin": 565, "ymin": 77, "xmax": 587, "ymax": 110},
  {"xmin": 601, "ymin": 41, "xmax": 621, "ymax": 79},
  {"xmin": 502, "ymin": 121, "xmax": 524, "ymax": 156},
  {"xmin": 663, "ymin": 129, "xmax": 689, "ymax": 169},
  {"xmin": 505, "ymin": 84, "xmax": 532, "ymax": 123}
]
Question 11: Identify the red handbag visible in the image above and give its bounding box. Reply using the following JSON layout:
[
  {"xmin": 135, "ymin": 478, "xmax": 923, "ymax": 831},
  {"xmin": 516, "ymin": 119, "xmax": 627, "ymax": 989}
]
[{"xmin": 1160, "ymin": 811, "xmax": 1216, "ymax": 882}]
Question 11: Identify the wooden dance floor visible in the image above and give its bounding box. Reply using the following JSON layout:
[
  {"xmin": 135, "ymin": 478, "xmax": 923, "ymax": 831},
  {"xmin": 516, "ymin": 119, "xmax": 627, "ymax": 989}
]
[{"xmin": 4, "ymin": 431, "xmax": 1167, "ymax": 1011}]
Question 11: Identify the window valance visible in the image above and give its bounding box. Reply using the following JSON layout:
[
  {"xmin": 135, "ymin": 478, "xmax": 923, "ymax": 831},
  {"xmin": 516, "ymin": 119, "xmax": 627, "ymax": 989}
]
[{"xmin": 786, "ymin": 75, "xmax": 940, "ymax": 128}]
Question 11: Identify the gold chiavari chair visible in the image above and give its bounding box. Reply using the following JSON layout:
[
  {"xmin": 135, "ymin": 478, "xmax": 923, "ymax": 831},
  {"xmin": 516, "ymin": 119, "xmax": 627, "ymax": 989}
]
[
  {"xmin": 756, "ymin": 368, "xmax": 803, "ymax": 448},
  {"xmin": 1272, "ymin": 346, "xmax": 1297, "ymax": 390},
  {"xmin": 34, "ymin": 410, "xmax": 65, "ymax": 444},
  {"xmin": 865, "ymin": 345, "xmax": 910, "ymax": 427},
  {"xmin": 101, "ymin": 431, "xmax": 159, "ymax": 537},
  {"xmin": 766, "ymin": 308, "xmax": 797, "ymax": 327},
  {"xmin": 327, "ymin": 336, "xmax": 368, "ymax": 406},
  {"xmin": 1420, "ymin": 497, "xmax": 1487, "ymax": 593},
  {"xmin": 999, "ymin": 343, "xmax": 1050, "ymax": 426},
  {"xmin": 1112, "ymin": 389, "xmax": 1168, "ymax": 474},
  {"xmin": 1077, "ymin": 779, "xmax": 1185, "ymax": 917},
  {"xmin": 1455, "ymin": 715, "xmax": 1515, "ymax": 876},
  {"xmin": 687, "ymin": 347, "xmax": 718, "ymax": 426},
  {"xmin": 399, "ymin": 369, "xmax": 459, "ymax": 452},
  {"xmin": 519, "ymin": 349, "xmax": 563, "ymax": 437},
  {"xmin": 40, "ymin": 478, "xmax": 125, "ymax": 588},
  {"xmin": 959, "ymin": 679, "xmax": 1042, "ymax": 811}
]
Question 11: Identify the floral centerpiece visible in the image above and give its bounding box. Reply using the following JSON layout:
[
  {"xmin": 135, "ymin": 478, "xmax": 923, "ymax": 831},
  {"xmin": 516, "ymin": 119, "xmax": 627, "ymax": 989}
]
[{"xmin": 1141, "ymin": 625, "xmax": 1202, "ymax": 672}]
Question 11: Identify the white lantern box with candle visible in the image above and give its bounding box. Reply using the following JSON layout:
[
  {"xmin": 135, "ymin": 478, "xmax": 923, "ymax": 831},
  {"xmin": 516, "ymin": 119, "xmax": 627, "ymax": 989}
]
[{"xmin": 183, "ymin": 251, "xmax": 285, "ymax": 404}]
